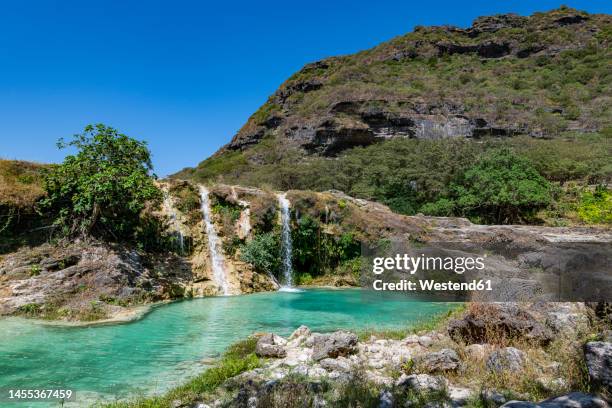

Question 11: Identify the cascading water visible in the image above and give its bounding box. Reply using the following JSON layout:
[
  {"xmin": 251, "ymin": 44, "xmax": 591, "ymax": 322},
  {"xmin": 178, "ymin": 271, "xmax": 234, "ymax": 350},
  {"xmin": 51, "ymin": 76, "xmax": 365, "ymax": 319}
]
[
  {"xmin": 278, "ymin": 193, "xmax": 295, "ymax": 289},
  {"xmin": 199, "ymin": 186, "xmax": 230, "ymax": 295},
  {"xmin": 162, "ymin": 192, "xmax": 185, "ymax": 254}
]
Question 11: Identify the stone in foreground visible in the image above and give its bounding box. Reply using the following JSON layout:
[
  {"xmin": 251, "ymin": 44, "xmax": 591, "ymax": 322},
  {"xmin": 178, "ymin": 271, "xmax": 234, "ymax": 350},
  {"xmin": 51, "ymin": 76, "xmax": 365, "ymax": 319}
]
[{"xmin": 255, "ymin": 333, "xmax": 287, "ymax": 358}]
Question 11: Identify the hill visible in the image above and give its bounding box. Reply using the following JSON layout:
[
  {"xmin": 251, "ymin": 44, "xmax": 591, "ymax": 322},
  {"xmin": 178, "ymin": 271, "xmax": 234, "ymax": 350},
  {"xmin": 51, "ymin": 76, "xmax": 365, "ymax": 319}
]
[{"xmin": 173, "ymin": 7, "xmax": 611, "ymax": 224}]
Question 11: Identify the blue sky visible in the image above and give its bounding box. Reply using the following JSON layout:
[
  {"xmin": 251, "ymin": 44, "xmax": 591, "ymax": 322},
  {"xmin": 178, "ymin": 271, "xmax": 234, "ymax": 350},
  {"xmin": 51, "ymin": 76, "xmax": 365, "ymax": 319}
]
[{"xmin": 1, "ymin": 1, "xmax": 610, "ymax": 176}]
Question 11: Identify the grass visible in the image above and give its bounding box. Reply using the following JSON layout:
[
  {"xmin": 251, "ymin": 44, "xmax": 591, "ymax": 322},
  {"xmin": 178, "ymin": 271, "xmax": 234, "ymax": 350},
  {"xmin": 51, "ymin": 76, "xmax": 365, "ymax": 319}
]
[
  {"xmin": 0, "ymin": 159, "xmax": 46, "ymax": 208},
  {"xmin": 98, "ymin": 337, "xmax": 261, "ymax": 408}
]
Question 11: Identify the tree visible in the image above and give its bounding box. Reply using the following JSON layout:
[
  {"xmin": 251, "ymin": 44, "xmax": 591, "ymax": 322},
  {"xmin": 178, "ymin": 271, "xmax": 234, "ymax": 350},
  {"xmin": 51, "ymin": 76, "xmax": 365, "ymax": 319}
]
[
  {"xmin": 451, "ymin": 149, "xmax": 553, "ymax": 224},
  {"xmin": 42, "ymin": 124, "xmax": 161, "ymax": 240}
]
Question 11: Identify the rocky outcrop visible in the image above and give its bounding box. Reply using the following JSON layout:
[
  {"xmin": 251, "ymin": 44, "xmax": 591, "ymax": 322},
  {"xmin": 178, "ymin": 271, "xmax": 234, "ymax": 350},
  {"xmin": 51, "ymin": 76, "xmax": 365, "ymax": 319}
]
[
  {"xmin": 0, "ymin": 242, "xmax": 192, "ymax": 320},
  {"xmin": 255, "ymin": 333, "xmax": 287, "ymax": 358},
  {"xmin": 310, "ymin": 330, "xmax": 358, "ymax": 361},
  {"xmin": 447, "ymin": 303, "xmax": 554, "ymax": 345}
]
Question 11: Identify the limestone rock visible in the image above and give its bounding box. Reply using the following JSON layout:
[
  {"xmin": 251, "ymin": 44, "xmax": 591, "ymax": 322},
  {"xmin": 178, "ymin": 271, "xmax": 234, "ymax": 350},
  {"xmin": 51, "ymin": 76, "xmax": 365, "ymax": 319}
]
[
  {"xmin": 418, "ymin": 348, "xmax": 461, "ymax": 372},
  {"xmin": 396, "ymin": 373, "xmax": 448, "ymax": 393},
  {"xmin": 486, "ymin": 347, "xmax": 525, "ymax": 373},
  {"xmin": 311, "ymin": 331, "xmax": 358, "ymax": 361},
  {"xmin": 255, "ymin": 333, "xmax": 287, "ymax": 358}
]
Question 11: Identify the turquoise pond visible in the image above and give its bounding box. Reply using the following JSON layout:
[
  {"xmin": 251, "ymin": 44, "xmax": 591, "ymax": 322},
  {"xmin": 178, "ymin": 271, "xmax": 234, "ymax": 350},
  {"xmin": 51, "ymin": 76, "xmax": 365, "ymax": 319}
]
[{"xmin": 0, "ymin": 289, "xmax": 457, "ymax": 406}]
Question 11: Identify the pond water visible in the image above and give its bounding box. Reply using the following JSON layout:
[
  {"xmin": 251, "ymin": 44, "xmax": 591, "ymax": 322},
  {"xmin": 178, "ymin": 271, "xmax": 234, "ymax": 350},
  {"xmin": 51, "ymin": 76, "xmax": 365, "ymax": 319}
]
[{"xmin": 0, "ymin": 289, "xmax": 457, "ymax": 406}]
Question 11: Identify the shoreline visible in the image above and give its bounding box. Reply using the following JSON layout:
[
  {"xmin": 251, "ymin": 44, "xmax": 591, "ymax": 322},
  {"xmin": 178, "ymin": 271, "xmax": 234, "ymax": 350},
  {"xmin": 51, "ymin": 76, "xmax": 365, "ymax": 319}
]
[{"xmin": 3, "ymin": 285, "xmax": 359, "ymax": 326}]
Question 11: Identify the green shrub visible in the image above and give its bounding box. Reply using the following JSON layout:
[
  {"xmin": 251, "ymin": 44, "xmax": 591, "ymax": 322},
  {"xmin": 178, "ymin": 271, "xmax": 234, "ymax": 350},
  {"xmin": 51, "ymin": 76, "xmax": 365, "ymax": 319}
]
[
  {"xmin": 578, "ymin": 186, "xmax": 612, "ymax": 224},
  {"xmin": 41, "ymin": 124, "xmax": 161, "ymax": 241},
  {"xmin": 239, "ymin": 232, "xmax": 281, "ymax": 276}
]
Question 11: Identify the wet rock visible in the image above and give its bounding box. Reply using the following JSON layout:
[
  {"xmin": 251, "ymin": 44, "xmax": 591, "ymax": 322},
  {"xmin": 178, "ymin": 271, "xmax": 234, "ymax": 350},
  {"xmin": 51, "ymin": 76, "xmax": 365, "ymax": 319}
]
[
  {"xmin": 311, "ymin": 331, "xmax": 358, "ymax": 361},
  {"xmin": 418, "ymin": 349, "xmax": 461, "ymax": 372},
  {"xmin": 486, "ymin": 347, "xmax": 525, "ymax": 373},
  {"xmin": 396, "ymin": 373, "xmax": 448, "ymax": 393},
  {"xmin": 255, "ymin": 333, "xmax": 287, "ymax": 358},
  {"xmin": 584, "ymin": 341, "xmax": 612, "ymax": 390}
]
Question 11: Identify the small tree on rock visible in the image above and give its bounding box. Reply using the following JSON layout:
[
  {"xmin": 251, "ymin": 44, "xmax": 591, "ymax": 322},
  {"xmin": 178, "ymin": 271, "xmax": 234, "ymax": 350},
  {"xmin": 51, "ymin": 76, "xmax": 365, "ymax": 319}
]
[{"xmin": 42, "ymin": 124, "xmax": 161, "ymax": 240}]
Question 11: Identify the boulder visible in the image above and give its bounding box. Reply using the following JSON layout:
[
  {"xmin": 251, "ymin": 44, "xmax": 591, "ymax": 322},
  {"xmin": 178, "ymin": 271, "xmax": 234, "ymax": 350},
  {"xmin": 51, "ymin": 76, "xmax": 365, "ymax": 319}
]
[
  {"xmin": 311, "ymin": 331, "xmax": 358, "ymax": 361},
  {"xmin": 448, "ymin": 303, "xmax": 553, "ymax": 346},
  {"xmin": 486, "ymin": 347, "xmax": 525, "ymax": 373},
  {"xmin": 501, "ymin": 392, "xmax": 608, "ymax": 408},
  {"xmin": 395, "ymin": 373, "xmax": 447, "ymax": 393},
  {"xmin": 418, "ymin": 349, "xmax": 461, "ymax": 372},
  {"xmin": 584, "ymin": 341, "xmax": 612, "ymax": 391},
  {"xmin": 255, "ymin": 333, "xmax": 287, "ymax": 358}
]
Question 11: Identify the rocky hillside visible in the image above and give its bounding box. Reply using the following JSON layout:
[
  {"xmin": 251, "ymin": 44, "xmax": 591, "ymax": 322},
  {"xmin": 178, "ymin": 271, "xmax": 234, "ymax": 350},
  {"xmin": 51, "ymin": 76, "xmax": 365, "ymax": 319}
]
[{"xmin": 176, "ymin": 6, "xmax": 611, "ymax": 181}]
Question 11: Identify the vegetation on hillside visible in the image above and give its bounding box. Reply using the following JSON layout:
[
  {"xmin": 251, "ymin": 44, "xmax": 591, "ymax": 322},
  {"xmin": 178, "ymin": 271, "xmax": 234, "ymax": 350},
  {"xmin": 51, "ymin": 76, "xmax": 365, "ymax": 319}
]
[
  {"xmin": 176, "ymin": 133, "xmax": 612, "ymax": 226},
  {"xmin": 0, "ymin": 160, "xmax": 48, "ymax": 249}
]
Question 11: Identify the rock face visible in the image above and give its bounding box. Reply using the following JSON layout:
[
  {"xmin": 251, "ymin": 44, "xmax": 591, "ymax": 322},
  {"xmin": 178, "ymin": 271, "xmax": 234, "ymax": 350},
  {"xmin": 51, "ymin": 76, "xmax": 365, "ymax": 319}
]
[
  {"xmin": 0, "ymin": 242, "xmax": 192, "ymax": 320},
  {"xmin": 310, "ymin": 331, "xmax": 358, "ymax": 361},
  {"xmin": 584, "ymin": 342, "xmax": 612, "ymax": 391},
  {"xmin": 486, "ymin": 347, "xmax": 526, "ymax": 373}
]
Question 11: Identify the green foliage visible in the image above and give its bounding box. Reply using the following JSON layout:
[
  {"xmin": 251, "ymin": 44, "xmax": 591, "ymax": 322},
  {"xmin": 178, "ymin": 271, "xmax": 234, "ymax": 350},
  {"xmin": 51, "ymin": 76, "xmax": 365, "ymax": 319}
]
[
  {"xmin": 239, "ymin": 232, "xmax": 281, "ymax": 276},
  {"xmin": 577, "ymin": 186, "xmax": 612, "ymax": 224},
  {"xmin": 18, "ymin": 303, "xmax": 41, "ymax": 316},
  {"xmin": 447, "ymin": 148, "xmax": 553, "ymax": 224},
  {"xmin": 41, "ymin": 124, "xmax": 162, "ymax": 241},
  {"xmin": 29, "ymin": 264, "xmax": 41, "ymax": 276},
  {"xmin": 211, "ymin": 197, "xmax": 241, "ymax": 223},
  {"xmin": 297, "ymin": 272, "xmax": 313, "ymax": 285},
  {"xmin": 292, "ymin": 216, "xmax": 361, "ymax": 276}
]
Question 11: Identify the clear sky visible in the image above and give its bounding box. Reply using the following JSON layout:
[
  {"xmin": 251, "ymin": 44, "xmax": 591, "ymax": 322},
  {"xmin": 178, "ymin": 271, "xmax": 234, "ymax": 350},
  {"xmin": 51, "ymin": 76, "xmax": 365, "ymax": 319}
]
[{"xmin": 1, "ymin": 1, "xmax": 610, "ymax": 177}]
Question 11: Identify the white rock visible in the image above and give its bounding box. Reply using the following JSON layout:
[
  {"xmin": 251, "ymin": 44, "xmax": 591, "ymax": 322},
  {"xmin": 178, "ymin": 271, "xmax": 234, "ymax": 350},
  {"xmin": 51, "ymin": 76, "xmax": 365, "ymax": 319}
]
[{"xmin": 418, "ymin": 336, "xmax": 433, "ymax": 347}]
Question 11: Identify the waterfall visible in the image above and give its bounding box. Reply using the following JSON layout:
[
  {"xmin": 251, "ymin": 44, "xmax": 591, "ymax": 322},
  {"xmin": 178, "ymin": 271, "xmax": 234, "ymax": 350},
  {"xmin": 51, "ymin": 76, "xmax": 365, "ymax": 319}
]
[
  {"xmin": 278, "ymin": 193, "xmax": 294, "ymax": 288},
  {"xmin": 199, "ymin": 186, "xmax": 230, "ymax": 295},
  {"xmin": 162, "ymin": 192, "xmax": 185, "ymax": 254}
]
